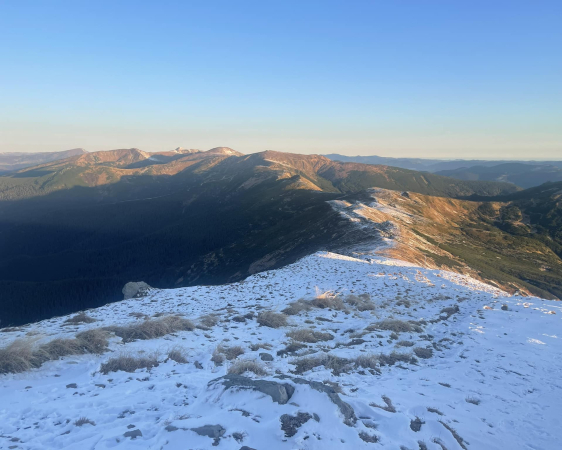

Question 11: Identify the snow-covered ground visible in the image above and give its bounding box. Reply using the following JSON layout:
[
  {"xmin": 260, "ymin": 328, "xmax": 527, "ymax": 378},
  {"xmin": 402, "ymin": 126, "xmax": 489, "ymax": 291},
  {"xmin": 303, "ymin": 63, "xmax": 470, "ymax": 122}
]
[{"xmin": 0, "ymin": 251, "xmax": 561, "ymax": 450}]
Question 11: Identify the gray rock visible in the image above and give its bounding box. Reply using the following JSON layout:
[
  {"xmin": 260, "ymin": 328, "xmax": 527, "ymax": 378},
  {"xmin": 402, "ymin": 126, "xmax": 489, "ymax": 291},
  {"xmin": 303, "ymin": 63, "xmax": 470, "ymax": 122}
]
[
  {"xmin": 410, "ymin": 417, "xmax": 424, "ymax": 432},
  {"xmin": 123, "ymin": 429, "xmax": 142, "ymax": 439},
  {"xmin": 501, "ymin": 304, "xmax": 509, "ymax": 311},
  {"xmin": 289, "ymin": 377, "xmax": 357, "ymax": 426},
  {"xmin": 122, "ymin": 281, "xmax": 152, "ymax": 299},
  {"xmin": 259, "ymin": 352, "xmax": 274, "ymax": 361},
  {"xmin": 210, "ymin": 375, "xmax": 295, "ymax": 404},
  {"xmin": 66, "ymin": 383, "xmax": 77, "ymax": 389},
  {"xmin": 280, "ymin": 412, "xmax": 312, "ymax": 437},
  {"xmin": 191, "ymin": 424, "xmax": 225, "ymax": 446},
  {"xmin": 194, "ymin": 361, "xmax": 203, "ymax": 369},
  {"xmin": 240, "ymin": 447, "xmax": 257, "ymax": 450}
]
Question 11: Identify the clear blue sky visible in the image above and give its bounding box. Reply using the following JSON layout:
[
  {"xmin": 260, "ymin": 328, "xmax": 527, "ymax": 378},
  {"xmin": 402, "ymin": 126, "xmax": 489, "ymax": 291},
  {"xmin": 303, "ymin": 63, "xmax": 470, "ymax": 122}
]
[{"xmin": 1, "ymin": 0, "xmax": 561, "ymax": 158}]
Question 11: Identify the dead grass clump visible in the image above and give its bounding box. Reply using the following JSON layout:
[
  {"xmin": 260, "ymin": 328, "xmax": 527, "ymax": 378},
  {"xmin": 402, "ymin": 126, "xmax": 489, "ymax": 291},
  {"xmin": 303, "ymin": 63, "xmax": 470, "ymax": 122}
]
[
  {"xmin": 427, "ymin": 407, "xmax": 444, "ymax": 416},
  {"xmin": 345, "ymin": 294, "xmax": 375, "ymax": 311},
  {"xmin": 287, "ymin": 328, "xmax": 334, "ymax": 343},
  {"xmin": 414, "ymin": 347, "xmax": 433, "ymax": 359},
  {"xmin": 0, "ymin": 339, "xmax": 36, "ymax": 374},
  {"xmin": 198, "ymin": 314, "xmax": 220, "ymax": 328},
  {"xmin": 211, "ymin": 347, "xmax": 225, "ymax": 366},
  {"xmin": 75, "ymin": 329, "xmax": 109, "ymax": 354},
  {"xmin": 379, "ymin": 351, "xmax": 414, "ymax": 367},
  {"xmin": 167, "ymin": 347, "xmax": 188, "ymax": 364},
  {"xmin": 257, "ymin": 311, "xmax": 288, "ymax": 328},
  {"xmin": 311, "ymin": 295, "xmax": 346, "ymax": 311},
  {"xmin": 0, "ymin": 329, "xmax": 109, "ymax": 374},
  {"xmin": 74, "ymin": 417, "xmax": 95, "ymax": 427},
  {"xmin": 292, "ymin": 354, "xmax": 351, "ymax": 375},
  {"xmin": 396, "ymin": 299, "xmax": 411, "ymax": 308},
  {"xmin": 64, "ymin": 312, "xmax": 96, "ymax": 325},
  {"xmin": 370, "ymin": 395, "xmax": 396, "ymax": 413},
  {"xmin": 277, "ymin": 341, "xmax": 307, "ymax": 357},
  {"xmin": 395, "ymin": 340, "xmax": 415, "ymax": 347},
  {"xmin": 228, "ymin": 359, "xmax": 267, "ymax": 376},
  {"xmin": 250, "ymin": 342, "xmax": 272, "ymax": 351},
  {"xmin": 212, "ymin": 343, "xmax": 245, "ymax": 361},
  {"xmin": 100, "ymin": 353, "xmax": 159, "ymax": 374},
  {"xmin": 439, "ymin": 421, "xmax": 468, "ymax": 450},
  {"xmin": 367, "ymin": 319, "xmax": 423, "ymax": 333},
  {"xmin": 465, "ymin": 396, "xmax": 481, "ymax": 405},
  {"xmin": 223, "ymin": 345, "xmax": 245, "ymax": 360},
  {"xmin": 105, "ymin": 315, "xmax": 194, "ymax": 342},
  {"xmin": 354, "ymin": 353, "xmax": 379, "ymax": 370},
  {"xmin": 282, "ymin": 299, "xmax": 313, "ymax": 315},
  {"xmin": 359, "ymin": 431, "xmax": 379, "ymax": 443}
]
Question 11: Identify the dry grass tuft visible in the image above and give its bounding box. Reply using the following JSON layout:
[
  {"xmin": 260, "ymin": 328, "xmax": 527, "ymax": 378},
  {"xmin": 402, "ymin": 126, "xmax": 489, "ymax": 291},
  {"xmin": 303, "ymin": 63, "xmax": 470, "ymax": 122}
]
[
  {"xmin": 213, "ymin": 344, "xmax": 245, "ymax": 361},
  {"xmin": 414, "ymin": 347, "xmax": 433, "ymax": 359},
  {"xmin": 250, "ymin": 342, "xmax": 272, "ymax": 351},
  {"xmin": 379, "ymin": 351, "xmax": 414, "ymax": 366},
  {"xmin": 64, "ymin": 312, "xmax": 97, "ymax": 325},
  {"xmin": 282, "ymin": 299, "xmax": 314, "ymax": 315},
  {"xmin": 370, "ymin": 395, "xmax": 396, "ymax": 413},
  {"xmin": 345, "ymin": 294, "xmax": 375, "ymax": 311},
  {"xmin": 292, "ymin": 354, "xmax": 351, "ymax": 375},
  {"xmin": 228, "ymin": 359, "xmax": 268, "ymax": 376},
  {"xmin": 465, "ymin": 396, "xmax": 481, "ymax": 405},
  {"xmin": 167, "ymin": 346, "xmax": 189, "ymax": 364},
  {"xmin": 74, "ymin": 417, "xmax": 96, "ymax": 427},
  {"xmin": 0, "ymin": 339, "xmax": 37, "ymax": 374},
  {"xmin": 0, "ymin": 329, "xmax": 110, "ymax": 374},
  {"xmin": 105, "ymin": 315, "xmax": 194, "ymax": 343},
  {"xmin": 286, "ymin": 328, "xmax": 334, "ymax": 343},
  {"xmin": 354, "ymin": 353, "xmax": 379, "ymax": 370},
  {"xmin": 100, "ymin": 352, "xmax": 159, "ymax": 374},
  {"xmin": 198, "ymin": 314, "xmax": 220, "ymax": 328},
  {"xmin": 367, "ymin": 319, "xmax": 423, "ymax": 333},
  {"xmin": 395, "ymin": 340, "xmax": 415, "ymax": 347},
  {"xmin": 311, "ymin": 295, "xmax": 346, "ymax": 311},
  {"xmin": 257, "ymin": 311, "xmax": 288, "ymax": 328}
]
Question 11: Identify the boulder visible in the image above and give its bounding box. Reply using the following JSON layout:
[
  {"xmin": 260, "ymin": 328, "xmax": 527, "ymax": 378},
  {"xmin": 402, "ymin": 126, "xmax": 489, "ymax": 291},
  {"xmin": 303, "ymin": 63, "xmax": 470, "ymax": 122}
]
[{"xmin": 122, "ymin": 281, "xmax": 152, "ymax": 299}]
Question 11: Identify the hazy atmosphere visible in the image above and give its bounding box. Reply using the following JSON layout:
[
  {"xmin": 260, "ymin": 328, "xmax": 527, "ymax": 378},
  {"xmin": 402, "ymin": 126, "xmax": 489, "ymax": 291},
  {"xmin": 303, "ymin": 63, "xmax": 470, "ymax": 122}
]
[{"xmin": 1, "ymin": 0, "xmax": 561, "ymax": 158}]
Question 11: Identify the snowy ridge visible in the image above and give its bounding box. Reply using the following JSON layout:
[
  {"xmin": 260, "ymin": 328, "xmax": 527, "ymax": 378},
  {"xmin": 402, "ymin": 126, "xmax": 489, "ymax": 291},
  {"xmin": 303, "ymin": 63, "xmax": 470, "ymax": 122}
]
[{"xmin": 1, "ymin": 251, "xmax": 561, "ymax": 449}]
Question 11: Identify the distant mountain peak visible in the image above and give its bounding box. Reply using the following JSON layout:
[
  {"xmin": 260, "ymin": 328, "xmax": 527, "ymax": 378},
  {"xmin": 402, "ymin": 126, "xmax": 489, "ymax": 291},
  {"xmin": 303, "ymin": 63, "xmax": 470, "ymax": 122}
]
[{"xmin": 206, "ymin": 147, "xmax": 243, "ymax": 156}]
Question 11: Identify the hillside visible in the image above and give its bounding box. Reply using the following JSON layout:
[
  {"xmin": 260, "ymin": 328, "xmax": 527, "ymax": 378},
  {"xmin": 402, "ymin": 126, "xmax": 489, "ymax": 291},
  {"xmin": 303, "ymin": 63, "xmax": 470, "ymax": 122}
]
[
  {"xmin": 330, "ymin": 188, "xmax": 562, "ymax": 299},
  {"xmin": 0, "ymin": 250, "xmax": 560, "ymax": 449},
  {"xmin": 435, "ymin": 163, "xmax": 562, "ymax": 188},
  {"xmin": 0, "ymin": 148, "xmax": 88, "ymax": 174},
  {"xmin": 0, "ymin": 148, "xmax": 519, "ymax": 202}
]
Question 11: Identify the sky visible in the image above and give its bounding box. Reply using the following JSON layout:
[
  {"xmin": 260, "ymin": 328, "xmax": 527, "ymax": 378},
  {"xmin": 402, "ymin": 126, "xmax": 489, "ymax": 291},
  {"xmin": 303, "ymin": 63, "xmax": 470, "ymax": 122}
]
[{"xmin": 0, "ymin": 0, "xmax": 561, "ymax": 159}]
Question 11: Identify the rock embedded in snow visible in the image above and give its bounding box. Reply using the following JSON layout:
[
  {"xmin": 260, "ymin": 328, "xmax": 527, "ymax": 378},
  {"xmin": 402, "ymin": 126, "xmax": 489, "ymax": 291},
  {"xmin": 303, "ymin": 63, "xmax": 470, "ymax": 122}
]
[
  {"xmin": 122, "ymin": 281, "xmax": 152, "ymax": 299},
  {"xmin": 211, "ymin": 375, "xmax": 295, "ymax": 405},
  {"xmin": 280, "ymin": 412, "xmax": 313, "ymax": 437},
  {"xmin": 259, "ymin": 352, "xmax": 274, "ymax": 361}
]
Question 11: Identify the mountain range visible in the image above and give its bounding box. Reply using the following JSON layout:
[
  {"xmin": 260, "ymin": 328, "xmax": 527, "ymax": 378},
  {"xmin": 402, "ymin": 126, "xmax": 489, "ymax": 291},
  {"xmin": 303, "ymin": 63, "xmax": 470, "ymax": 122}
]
[
  {"xmin": 326, "ymin": 154, "xmax": 562, "ymax": 188},
  {"xmin": 0, "ymin": 147, "xmax": 560, "ymax": 327}
]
